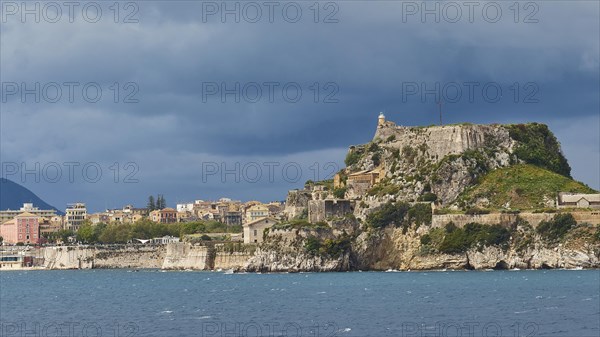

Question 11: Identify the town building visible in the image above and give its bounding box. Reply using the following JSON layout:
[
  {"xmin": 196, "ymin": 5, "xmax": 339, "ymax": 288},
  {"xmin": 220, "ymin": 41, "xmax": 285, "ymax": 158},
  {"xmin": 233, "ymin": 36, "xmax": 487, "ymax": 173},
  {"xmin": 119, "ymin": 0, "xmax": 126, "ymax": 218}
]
[
  {"xmin": 223, "ymin": 210, "xmax": 242, "ymax": 226},
  {"xmin": 39, "ymin": 217, "xmax": 62, "ymax": 238},
  {"xmin": 121, "ymin": 205, "xmax": 148, "ymax": 216},
  {"xmin": 88, "ymin": 212, "xmax": 111, "ymax": 225},
  {"xmin": 176, "ymin": 202, "xmax": 195, "ymax": 213},
  {"xmin": 0, "ymin": 203, "xmax": 57, "ymax": 224},
  {"xmin": 243, "ymin": 217, "xmax": 276, "ymax": 244},
  {"xmin": 48, "ymin": 215, "xmax": 64, "ymax": 228},
  {"xmin": 177, "ymin": 210, "xmax": 198, "ymax": 222},
  {"xmin": 151, "ymin": 235, "xmax": 180, "ymax": 244},
  {"xmin": 557, "ymin": 193, "xmax": 600, "ymax": 209},
  {"xmin": 149, "ymin": 208, "xmax": 177, "ymax": 223},
  {"xmin": 65, "ymin": 203, "xmax": 87, "ymax": 231},
  {"xmin": 0, "ymin": 212, "xmax": 41, "ymax": 245},
  {"xmin": 0, "ymin": 254, "xmax": 25, "ymax": 269},
  {"xmin": 346, "ymin": 170, "xmax": 381, "ymax": 198},
  {"xmin": 245, "ymin": 204, "xmax": 270, "ymax": 223}
]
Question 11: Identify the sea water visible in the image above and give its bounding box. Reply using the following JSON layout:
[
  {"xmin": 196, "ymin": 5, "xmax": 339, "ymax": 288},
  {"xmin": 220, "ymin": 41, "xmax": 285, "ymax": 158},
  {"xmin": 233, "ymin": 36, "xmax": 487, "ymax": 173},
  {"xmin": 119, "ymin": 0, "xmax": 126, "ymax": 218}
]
[{"xmin": 0, "ymin": 270, "xmax": 598, "ymax": 336}]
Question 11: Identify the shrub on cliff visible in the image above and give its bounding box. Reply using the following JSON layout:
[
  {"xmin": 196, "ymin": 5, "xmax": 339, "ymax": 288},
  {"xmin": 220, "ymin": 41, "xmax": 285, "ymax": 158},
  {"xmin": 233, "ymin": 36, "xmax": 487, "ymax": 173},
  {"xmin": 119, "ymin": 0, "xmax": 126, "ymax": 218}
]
[
  {"xmin": 371, "ymin": 152, "xmax": 381, "ymax": 166},
  {"xmin": 304, "ymin": 234, "xmax": 352, "ymax": 258},
  {"xmin": 437, "ymin": 222, "xmax": 511, "ymax": 254},
  {"xmin": 367, "ymin": 202, "xmax": 433, "ymax": 231},
  {"xmin": 402, "ymin": 145, "xmax": 417, "ymax": 164},
  {"xmin": 368, "ymin": 142, "xmax": 380, "ymax": 152},
  {"xmin": 333, "ymin": 187, "xmax": 347, "ymax": 199},
  {"xmin": 438, "ymin": 224, "xmax": 469, "ymax": 254},
  {"xmin": 304, "ymin": 236, "xmax": 321, "ymax": 255},
  {"xmin": 418, "ymin": 192, "xmax": 438, "ymax": 202},
  {"xmin": 465, "ymin": 208, "xmax": 491, "ymax": 215},
  {"xmin": 407, "ymin": 203, "xmax": 432, "ymax": 227},
  {"xmin": 345, "ymin": 150, "xmax": 362, "ymax": 167},
  {"xmin": 367, "ymin": 181, "xmax": 400, "ymax": 197},
  {"xmin": 321, "ymin": 235, "xmax": 353, "ymax": 258},
  {"xmin": 536, "ymin": 213, "xmax": 576, "ymax": 242},
  {"xmin": 366, "ymin": 202, "xmax": 410, "ymax": 228}
]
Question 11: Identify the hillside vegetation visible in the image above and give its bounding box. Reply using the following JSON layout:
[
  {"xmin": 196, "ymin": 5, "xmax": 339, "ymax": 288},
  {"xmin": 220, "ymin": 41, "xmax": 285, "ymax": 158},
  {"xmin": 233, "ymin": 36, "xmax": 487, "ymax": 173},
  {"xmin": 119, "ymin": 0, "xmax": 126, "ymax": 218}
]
[
  {"xmin": 458, "ymin": 164, "xmax": 596, "ymax": 210},
  {"xmin": 506, "ymin": 123, "xmax": 571, "ymax": 177}
]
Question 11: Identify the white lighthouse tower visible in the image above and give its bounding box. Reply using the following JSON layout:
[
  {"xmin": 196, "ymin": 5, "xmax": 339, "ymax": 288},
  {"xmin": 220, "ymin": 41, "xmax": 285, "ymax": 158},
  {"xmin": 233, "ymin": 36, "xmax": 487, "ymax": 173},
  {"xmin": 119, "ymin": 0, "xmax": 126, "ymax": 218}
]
[{"xmin": 378, "ymin": 112, "xmax": 386, "ymax": 128}]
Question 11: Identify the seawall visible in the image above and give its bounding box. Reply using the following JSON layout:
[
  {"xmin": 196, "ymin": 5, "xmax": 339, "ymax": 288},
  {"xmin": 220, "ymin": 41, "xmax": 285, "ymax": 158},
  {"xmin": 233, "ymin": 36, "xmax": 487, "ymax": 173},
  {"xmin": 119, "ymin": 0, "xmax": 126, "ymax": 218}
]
[
  {"xmin": 41, "ymin": 245, "xmax": 165, "ymax": 269},
  {"xmin": 161, "ymin": 242, "xmax": 256, "ymax": 270},
  {"xmin": 4, "ymin": 243, "xmax": 257, "ymax": 270}
]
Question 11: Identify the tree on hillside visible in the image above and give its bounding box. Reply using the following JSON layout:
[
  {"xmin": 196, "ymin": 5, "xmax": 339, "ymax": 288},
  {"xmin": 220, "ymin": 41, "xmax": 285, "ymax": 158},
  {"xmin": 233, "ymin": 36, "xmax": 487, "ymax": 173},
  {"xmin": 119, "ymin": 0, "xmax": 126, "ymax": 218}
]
[
  {"xmin": 157, "ymin": 194, "xmax": 166, "ymax": 209},
  {"xmin": 147, "ymin": 195, "xmax": 156, "ymax": 211}
]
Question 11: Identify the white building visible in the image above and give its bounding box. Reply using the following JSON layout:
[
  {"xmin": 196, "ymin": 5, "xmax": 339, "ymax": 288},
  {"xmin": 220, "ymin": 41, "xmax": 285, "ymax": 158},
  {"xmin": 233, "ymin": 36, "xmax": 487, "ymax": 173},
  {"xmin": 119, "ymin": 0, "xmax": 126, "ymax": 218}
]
[
  {"xmin": 0, "ymin": 203, "xmax": 58, "ymax": 224},
  {"xmin": 176, "ymin": 202, "xmax": 195, "ymax": 213},
  {"xmin": 243, "ymin": 217, "xmax": 276, "ymax": 244},
  {"xmin": 65, "ymin": 203, "xmax": 87, "ymax": 231},
  {"xmin": 151, "ymin": 236, "xmax": 180, "ymax": 244},
  {"xmin": 557, "ymin": 193, "xmax": 600, "ymax": 209}
]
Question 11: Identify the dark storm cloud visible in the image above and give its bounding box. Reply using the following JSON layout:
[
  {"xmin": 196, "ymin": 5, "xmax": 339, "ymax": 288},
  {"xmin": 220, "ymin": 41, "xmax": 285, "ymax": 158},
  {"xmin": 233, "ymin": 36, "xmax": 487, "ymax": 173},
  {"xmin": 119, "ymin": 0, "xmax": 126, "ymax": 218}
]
[{"xmin": 1, "ymin": 1, "xmax": 598, "ymax": 211}]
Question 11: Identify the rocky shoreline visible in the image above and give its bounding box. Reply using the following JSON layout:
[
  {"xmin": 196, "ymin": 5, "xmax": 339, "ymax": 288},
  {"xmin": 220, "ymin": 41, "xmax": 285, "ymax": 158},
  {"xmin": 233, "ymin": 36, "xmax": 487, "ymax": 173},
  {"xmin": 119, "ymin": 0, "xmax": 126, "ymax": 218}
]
[{"xmin": 2, "ymin": 227, "xmax": 598, "ymax": 272}]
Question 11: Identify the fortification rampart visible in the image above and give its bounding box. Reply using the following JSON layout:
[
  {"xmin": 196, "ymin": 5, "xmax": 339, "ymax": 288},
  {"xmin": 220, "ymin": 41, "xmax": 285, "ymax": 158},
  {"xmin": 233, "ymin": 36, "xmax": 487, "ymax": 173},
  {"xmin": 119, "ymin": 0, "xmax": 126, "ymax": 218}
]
[
  {"xmin": 374, "ymin": 123, "xmax": 514, "ymax": 164},
  {"xmin": 431, "ymin": 211, "xmax": 600, "ymax": 228}
]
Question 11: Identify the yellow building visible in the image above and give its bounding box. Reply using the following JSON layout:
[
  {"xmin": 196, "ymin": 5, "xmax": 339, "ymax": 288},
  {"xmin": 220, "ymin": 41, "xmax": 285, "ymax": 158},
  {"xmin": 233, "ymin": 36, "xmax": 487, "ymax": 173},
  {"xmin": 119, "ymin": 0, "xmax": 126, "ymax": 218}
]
[{"xmin": 245, "ymin": 204, "xmax": 269, "ymax": 223}]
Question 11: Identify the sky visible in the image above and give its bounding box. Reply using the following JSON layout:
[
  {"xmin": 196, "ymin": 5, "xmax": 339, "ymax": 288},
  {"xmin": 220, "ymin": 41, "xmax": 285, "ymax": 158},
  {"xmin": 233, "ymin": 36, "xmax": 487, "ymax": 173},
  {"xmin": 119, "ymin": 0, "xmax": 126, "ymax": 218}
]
[{"xmin": 1, "ymin": 0, "xmax": 599, "ymax": 212}]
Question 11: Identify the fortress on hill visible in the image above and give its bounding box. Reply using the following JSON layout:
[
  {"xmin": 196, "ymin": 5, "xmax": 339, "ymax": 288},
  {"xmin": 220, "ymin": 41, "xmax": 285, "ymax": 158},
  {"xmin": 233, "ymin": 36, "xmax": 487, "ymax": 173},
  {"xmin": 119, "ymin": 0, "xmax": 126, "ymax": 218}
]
[
  {"xmin": 373, "ymin": 112, "xmax": 515, "ymax": 162},
  {"xmin": 333, "ymin": 113, "xmax": 515, "ymax": 201},
  {"xmin": 284, "ymin": 113, "xmax": 600, "ymax": 225}
]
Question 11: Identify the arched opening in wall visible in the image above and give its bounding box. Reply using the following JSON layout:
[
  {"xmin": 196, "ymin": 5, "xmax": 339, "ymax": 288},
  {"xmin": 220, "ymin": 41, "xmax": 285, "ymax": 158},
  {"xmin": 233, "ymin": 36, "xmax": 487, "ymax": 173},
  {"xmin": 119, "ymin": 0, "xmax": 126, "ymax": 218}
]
[{"xmin": 493, "ymin": 260, "xmax": 509, "ymax": 270}]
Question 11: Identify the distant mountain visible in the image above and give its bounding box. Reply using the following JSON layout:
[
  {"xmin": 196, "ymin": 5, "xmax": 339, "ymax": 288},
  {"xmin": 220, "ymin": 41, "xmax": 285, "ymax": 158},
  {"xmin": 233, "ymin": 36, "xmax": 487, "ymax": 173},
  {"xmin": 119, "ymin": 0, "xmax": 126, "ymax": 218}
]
[{"xmin": 0, "ymin": 178, "xmax": 63, "ymax": 214}]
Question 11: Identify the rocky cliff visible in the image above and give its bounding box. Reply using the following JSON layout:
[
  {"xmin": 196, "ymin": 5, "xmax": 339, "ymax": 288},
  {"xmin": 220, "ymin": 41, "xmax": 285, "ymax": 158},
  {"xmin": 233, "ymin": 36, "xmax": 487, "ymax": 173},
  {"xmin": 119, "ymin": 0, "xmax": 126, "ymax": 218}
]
[{"xmin": 242, "ymin": 214, "xmax": 600, "ymax": 272}]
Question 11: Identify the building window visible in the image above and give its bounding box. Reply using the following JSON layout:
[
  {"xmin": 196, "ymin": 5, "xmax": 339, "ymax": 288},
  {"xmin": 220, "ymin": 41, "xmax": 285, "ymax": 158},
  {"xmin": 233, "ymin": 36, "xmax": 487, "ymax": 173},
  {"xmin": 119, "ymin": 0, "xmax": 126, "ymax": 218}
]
[{"xmin": 254, "ymin": 229, "xmax": 257, "ymax": 236}]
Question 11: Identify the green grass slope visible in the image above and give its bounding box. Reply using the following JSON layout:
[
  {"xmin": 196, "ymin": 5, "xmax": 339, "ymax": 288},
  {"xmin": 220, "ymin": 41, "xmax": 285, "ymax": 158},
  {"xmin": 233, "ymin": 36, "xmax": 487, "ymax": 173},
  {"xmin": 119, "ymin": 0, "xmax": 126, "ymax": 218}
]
[{"xmin": 459, "ymin": 164, "xmax": 596, "ymax": 210}]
